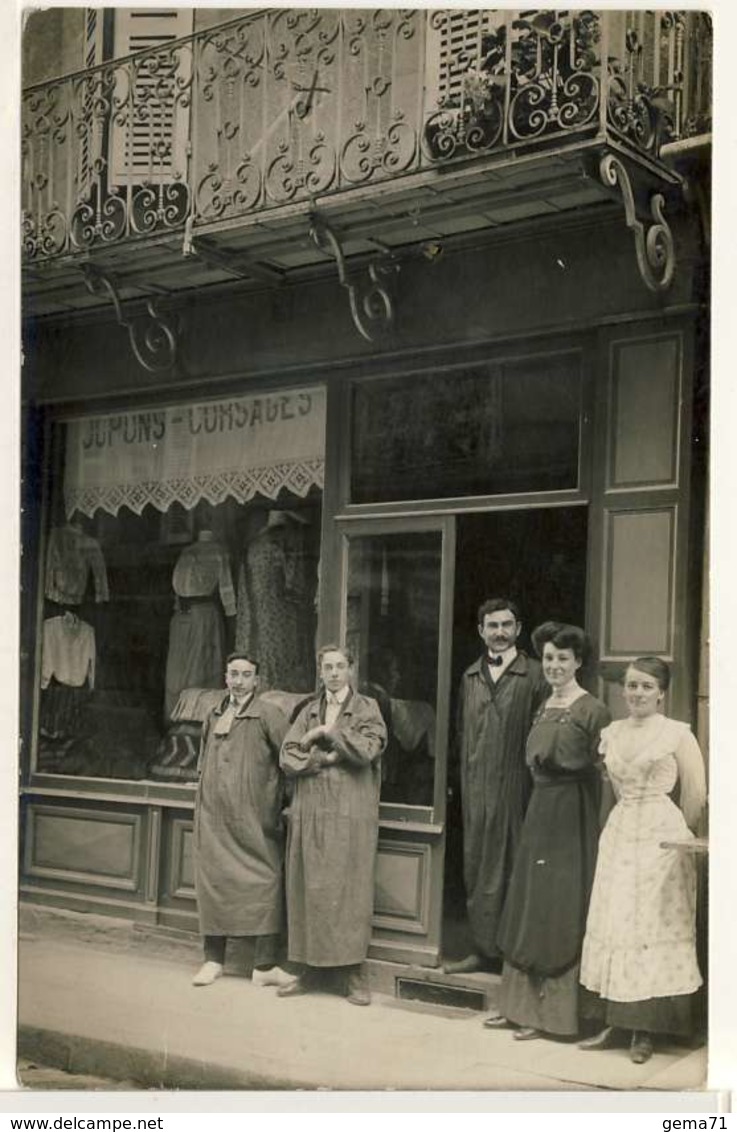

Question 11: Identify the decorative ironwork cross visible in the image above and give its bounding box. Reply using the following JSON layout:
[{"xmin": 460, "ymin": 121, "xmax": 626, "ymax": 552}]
[{"xmin": 291, "ymin": 68, "xmax": 332, "ymax": 119}]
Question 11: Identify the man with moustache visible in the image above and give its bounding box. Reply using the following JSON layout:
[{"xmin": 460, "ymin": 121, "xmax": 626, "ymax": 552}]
[{"xmin": 444, "ymin": 598, "xmax": 547, "ymax": 974}]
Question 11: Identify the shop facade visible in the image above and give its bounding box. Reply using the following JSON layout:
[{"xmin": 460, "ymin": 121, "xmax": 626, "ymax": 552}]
[{"xmin": 21, "ymin": 9, "xmax": 710, "ymax": 977}]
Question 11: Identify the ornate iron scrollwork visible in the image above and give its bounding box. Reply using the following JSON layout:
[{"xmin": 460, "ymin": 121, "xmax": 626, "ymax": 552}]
[
  {"xmin": 309, "ymin": 215, "xmax": 398, "ymax": 342},
  {"xmin": 599, "ymin": 153, "xmax": 675, "ymax": 292},
  {"xmin": 81, "ymin": 263, "xmax": 179, "ymax": 373}
]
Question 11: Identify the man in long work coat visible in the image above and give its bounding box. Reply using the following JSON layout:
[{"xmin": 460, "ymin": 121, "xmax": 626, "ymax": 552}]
[
  {"xmin": 278, "ymin": 644, "xmax": 387, "ymax": 1006},
  {"xmin": 444, "ymin": 598, "xmax": 547, "ymax": 974},
  {"xmin": 192, "ymin": 651, "xmax": 294, "ymax": 988}
]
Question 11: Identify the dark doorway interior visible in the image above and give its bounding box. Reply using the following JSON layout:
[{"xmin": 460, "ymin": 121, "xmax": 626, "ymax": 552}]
[{"xmin": 442, "ymin": 505, "xmax": 589, "ymax": 962}]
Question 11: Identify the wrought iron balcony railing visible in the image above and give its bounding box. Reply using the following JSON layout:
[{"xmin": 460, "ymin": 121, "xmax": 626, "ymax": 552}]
[{"xmin": 22, "ymin": 8, "xmax": 712, "ymax": 264}]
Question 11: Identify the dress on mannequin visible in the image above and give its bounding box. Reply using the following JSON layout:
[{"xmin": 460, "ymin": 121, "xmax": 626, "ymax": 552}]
[{"xmin": 235, "ymin": 511, "xmax": 314, "ymax": 692}]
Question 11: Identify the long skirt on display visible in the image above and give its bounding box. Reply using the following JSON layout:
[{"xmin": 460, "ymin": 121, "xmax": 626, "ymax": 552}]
[{"xmin": 165, "ymin": 600, "xmax": 225, "ymax": 718}]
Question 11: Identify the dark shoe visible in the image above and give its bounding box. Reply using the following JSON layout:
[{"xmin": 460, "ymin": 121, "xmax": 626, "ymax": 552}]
[
  {"xmin": 579, "ymin": 1026, "xmax": 619, "ymax": 1051},
  {"xmin": 630, "ymin": 1032, "xmax": 654, "ymax": 1064},
  {"xmin": 277, "ymin": 975, "xmax": 311, "ymax": 998},
  {"xmin": 483, "ymin": 1013, "xmax": 510, "ymax": 1030},
  {"xmin": 513, "ymin": 1027, "xmax": 542, "ymax": 1041},
  {"xmin": 345, "ymin": 966, "xmax": 372, "ymax": 1007},
  {"xmin": 442, "ymin": 953, "xmax": 484, "ymax": 975}
]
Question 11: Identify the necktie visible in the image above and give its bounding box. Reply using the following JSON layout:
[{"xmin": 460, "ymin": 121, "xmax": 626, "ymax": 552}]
[{"xmin": 487, "ymin": 655, "xmax": 504, "ymax": 667}]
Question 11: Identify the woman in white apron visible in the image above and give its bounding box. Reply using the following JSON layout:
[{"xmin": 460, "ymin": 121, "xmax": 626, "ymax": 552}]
[{"xmin": 579, "ymin": 657, "xmax": 707, "ymax": 1064}]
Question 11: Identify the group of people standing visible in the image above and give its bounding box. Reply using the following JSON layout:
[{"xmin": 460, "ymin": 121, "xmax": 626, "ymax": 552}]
[
  {"xmin": 190, "ymin": 595, "xmax": 707, "ymax": 1063},
  {"xmin": 192, "ymin": 644, "xmax": 386, "ymax": 1006},
  {"xmin": 449, "ymin": 598, "xmax": 706, "ymax": 1065}
]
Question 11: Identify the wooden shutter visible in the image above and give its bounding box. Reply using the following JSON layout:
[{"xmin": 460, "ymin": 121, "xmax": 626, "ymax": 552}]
[{"xmin": 110, "ymin": 8, "xmax": 193, "ymax": 185}]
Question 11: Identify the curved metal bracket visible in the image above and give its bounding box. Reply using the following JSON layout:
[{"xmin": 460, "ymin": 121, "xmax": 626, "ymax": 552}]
[
  {"xmin": 309, "ymin": 215, "xmax": 398, "ymax": 342},
  {"xmin": 81, "ymin": 264, "xmax": 178, "ymax": 374},
  {"xmin": 599, "ymin": 153, "xmax": 676, "ymax": 292}
]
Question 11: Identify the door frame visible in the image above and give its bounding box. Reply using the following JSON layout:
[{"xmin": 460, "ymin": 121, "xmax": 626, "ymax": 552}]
[
  {"xmin": 323, "ymin": 337, "xmax": 597, "ymax": 966},
  {"xmin": 334, "ymin": 513, "xmax": 455, "ymax": 965}
]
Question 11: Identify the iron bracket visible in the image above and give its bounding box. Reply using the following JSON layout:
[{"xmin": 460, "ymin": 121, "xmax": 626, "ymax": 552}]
[
  {"xmin": 309, "ymin": 214, "xmax": 398, "ymax": 342},
  {"xmin": 80, "ymin": 263, "xmax": 178, "ymax": 374},
  {"xmin": 599, "ymin": 152, "xmax": 676, "ymax": 292}
]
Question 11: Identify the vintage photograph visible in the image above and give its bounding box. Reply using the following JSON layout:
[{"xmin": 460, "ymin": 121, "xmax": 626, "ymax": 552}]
[{"xmin": 18, "ymin": 4, "xmax": 712, "ymax": 1093}]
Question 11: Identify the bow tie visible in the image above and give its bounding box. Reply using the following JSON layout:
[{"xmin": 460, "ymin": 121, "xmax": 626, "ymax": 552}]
[{"xmin": 487, "ymin": 655, "xmax": 504, "ymax": 667}]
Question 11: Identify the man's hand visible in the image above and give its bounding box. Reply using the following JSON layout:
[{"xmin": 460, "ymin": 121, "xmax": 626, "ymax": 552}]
[{"xmin": 299, "ymin": 724, "xmax": 328, "ymax": 750}]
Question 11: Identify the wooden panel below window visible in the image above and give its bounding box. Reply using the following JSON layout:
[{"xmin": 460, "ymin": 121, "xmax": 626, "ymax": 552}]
[
  {"xmin": 373, "ymin": 839, "xmax": 431, "ymax": 934},
  {"xmin": 168, "ymin": 817, "xmax": 196, "ymax": 900},
  {"xmin": 25, "ymin": 803, "xmax": 142, "ymax": 891}
]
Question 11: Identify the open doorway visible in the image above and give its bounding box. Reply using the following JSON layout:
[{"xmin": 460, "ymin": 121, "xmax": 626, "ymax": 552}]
[{"xmin": 442, "ymin": 505, "xmax": 589, "ymax": 964}]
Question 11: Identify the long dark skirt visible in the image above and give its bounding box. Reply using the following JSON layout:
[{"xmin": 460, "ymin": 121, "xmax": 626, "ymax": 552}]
[
  {"xmin": 579, "ymin": 985, "xmax": 699, "ymax": 1037},
  {"xmin": 496, "ymin": 773, "xmax": 601, "ymax": 1035}
]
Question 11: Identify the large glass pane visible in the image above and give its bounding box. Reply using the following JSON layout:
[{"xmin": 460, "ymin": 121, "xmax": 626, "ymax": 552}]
[
  {"xmin": 346, "ymin": 530, "xmax": 441, "ymax": 806},
  {"xmin": 33, "ymin": 388, "xmax": 325, "ymax": 781},
  {"xmin": 351, "ymin": 355, "xmax": 581, "ymax": 503}
]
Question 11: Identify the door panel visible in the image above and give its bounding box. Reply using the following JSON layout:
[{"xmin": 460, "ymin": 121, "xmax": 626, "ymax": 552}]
[
  {"xmin": 605, "ymin": 506, "xmax": 676, "ymax": 655},
  {"xmin": 588, "ymin": 325, "xmax": 695, "ymax": 721},
  {"xmin": 338, "ymin": 515, "xmax": 455, "ymax": 965}
]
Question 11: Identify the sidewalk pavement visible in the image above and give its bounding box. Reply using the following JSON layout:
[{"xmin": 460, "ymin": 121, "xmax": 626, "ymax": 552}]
[{"xmin": 17, "ymin": 907, "xmax": 707, "ymax": 1094}]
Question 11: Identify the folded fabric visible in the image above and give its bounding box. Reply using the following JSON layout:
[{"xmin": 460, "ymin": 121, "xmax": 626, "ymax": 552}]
[
  {"xmin": 148, "ymin": 722, "xmax": 202, "ymax": 783},
  {"xmin": 169, "ymin": 687, "xmax": 225, "ymax": 723}
]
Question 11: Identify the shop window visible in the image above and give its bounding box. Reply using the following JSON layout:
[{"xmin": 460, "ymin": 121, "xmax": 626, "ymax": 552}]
[
  {"xmin": 346, "ymin": 531, "xmax": 441, "ymax": 806},
  {"xmin": 35, "ymin": 387, "xmax": 325, "ymax": 782},
  {"xmin": 350, "ymin": 355, "xmax": 582, "ymax": 504}
]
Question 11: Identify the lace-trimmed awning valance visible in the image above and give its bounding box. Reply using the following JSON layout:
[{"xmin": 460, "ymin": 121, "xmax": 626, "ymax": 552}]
[{"xmin": 63, "ymin": 386, "xmax": 326, "ymax": 518}]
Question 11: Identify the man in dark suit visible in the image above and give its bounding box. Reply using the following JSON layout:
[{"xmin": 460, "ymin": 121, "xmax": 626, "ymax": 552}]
[{"xmin": 444, "ymin": 598, "xmax": 547, "ymax": 974}]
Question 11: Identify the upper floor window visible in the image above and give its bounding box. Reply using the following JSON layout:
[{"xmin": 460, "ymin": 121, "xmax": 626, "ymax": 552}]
[{"xmin": 79, "ymin": 7, "xmax": 193, "ymax": 196}]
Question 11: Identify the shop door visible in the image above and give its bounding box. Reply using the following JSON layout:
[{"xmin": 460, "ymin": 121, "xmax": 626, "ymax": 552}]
[{"xmin": 337, "ymin": 515, "xmax": 455, "ymax": 967}]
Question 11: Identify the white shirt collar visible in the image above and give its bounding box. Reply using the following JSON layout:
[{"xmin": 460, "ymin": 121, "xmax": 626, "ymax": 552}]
[
  {"xmin": 229, "ymin": 693, "xmax": 254, "ymax": 714},
  {"xmin": 488, "ymin": 646, "xmax": 518, "ymax": 675},
  {"xmin": 326, "ymin": 686, "xmax": 350, "ymax": 706}
]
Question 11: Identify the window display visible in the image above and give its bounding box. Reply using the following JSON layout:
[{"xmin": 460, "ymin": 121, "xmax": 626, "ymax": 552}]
[{"xmin": 35, "ymin": 388, "xmax": 325, "ymax": 781}]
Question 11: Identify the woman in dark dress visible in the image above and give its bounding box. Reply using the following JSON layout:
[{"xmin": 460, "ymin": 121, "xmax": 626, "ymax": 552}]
[{"xmin": 485, "ymin": 622, "xmax": 610, "ymax": 1040}]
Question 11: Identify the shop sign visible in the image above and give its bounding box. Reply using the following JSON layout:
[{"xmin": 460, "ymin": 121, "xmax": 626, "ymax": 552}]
[{"xmin": 63, "ymin": 386, "xmax": 325, "ymax": 517}]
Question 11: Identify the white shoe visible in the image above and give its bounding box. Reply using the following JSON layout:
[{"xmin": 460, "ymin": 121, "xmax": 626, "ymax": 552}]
[
  {"xmin": 252, "ymin": 965, "xmax": 296, "ymax": 989},
  {"xmin": 192, "ymin": 961, "xmax": 223, "ymax": 987}
]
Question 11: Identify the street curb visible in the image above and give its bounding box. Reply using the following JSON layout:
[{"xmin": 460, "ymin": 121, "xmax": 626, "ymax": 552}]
[{"xmin": 17, "ymin": 1025, "xmax": 300, "ymax": 1092}]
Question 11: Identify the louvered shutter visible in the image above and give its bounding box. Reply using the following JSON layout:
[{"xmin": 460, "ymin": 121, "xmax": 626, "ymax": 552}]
[
  {"xmin": 438, "ymin": 10, "xmax": 497, "ymax": 103},
  {"xmin": 109, "ymin": 8, "xmax": 193, "ymax": 185}
]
